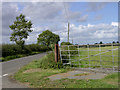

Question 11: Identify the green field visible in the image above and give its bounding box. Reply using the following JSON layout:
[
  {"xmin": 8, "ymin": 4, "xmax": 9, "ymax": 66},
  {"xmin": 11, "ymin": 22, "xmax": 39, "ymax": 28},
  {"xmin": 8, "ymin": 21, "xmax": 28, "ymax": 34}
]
[{"xmin": 61, "ymin": 45, "xmax": 118, "ymax": 68}]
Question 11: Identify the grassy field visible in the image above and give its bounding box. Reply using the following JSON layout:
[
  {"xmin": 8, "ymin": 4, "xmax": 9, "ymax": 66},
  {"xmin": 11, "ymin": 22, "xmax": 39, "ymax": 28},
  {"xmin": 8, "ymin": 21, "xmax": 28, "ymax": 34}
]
[
  {"xmin": 14, "ymin": 54, "xmax": 118, "ymax": 88},
  {"xmin": 61, "ymin": 45, "xmax": 118, "ymax": 68}
]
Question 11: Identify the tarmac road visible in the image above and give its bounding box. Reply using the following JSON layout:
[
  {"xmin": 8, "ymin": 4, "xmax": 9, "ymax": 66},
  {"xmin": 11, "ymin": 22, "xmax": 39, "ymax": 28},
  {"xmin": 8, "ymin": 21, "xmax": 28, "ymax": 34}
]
[{"xmin": 1, "ymin": 52, "xmax": 47, "ymax": 88}]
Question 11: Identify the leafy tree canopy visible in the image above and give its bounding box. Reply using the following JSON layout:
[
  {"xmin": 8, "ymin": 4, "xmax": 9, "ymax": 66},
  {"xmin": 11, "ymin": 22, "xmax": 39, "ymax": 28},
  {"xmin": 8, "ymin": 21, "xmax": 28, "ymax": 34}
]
[
  {"xmin": 112, "ymin": 41, "xmax": 115, "ymax": 43},
  {"xmin": 9, "ymin": 14, "xmax": 33, "ymax": 47},
  {"xmin": 99, "ymin": 41, "xmax": 103, "ymax": 44},
  {"xmin": 116, "ymin": 41, "xmax": 119, "ymax": 43},
  {"xmin": 61, "ymin": 42, "xmax": 72, "ymax": 45},
  {"xmin": 37, "ymin": 30, "xmax": 60, "ymax": 47}
]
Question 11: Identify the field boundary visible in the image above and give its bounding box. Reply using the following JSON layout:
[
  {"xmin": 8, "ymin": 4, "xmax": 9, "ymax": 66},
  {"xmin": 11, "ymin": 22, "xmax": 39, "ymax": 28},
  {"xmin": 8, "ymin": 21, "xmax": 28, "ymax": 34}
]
[{"xmin": 60, "ymin": 44, "xmax": 119, "ymax": 72}]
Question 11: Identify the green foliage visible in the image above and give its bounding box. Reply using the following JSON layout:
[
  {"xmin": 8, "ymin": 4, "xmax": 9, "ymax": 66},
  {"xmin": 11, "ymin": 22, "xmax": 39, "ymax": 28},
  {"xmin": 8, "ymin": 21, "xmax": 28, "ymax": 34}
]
[
  {"xmin": 2, "ymin": 54, "xmax": 26, "ymax": 62},
  {"xmin": 2, "ymin": 44, "xmax": 50, "ymax": 58},
  {"xmin": 37, "ymin": 30, "xmax": 60, "ymax": 47},
  {"xmin": 61, "ymin": 42, "xmax": 73, "ymax": 45},
  {"xmin": 60, "ymin": 42, "xmax": 78, "ymax": 63},
  {"xmin": 99, "ymin": 41, "xmax": 103, "ymax": 44},
  {"xmin": 9, "ymin": 14, "xmax": 33, "ymax": 47},
  {"xmin": 39, "ymin": 52, "xmax": 63, "ymax": 69},
  {"xmin": 2, "ymin": 44, "xmax": 22, "ymax": 57},
  {"xmin": 112, "ymin": 41, "xmax": 115, "ymax": 44}
]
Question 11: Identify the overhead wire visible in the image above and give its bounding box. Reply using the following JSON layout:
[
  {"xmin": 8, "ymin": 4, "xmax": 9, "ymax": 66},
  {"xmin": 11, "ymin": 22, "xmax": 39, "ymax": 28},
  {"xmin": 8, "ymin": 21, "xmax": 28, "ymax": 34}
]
[
  {"xmin": 63, "ymin": 2, "xmax": 69, "ymax": 23},
  {"xmin": 63, "ymin": 2, "xmax": 73, "ymax": 44}
]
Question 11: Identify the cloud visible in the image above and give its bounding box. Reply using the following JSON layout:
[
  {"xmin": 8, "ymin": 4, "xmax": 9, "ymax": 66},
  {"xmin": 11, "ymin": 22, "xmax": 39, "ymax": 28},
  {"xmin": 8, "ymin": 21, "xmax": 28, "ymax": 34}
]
[
  {"xmin": 2, "ymin": 2, "xmax": 117, "ymax": 45},
  {"xmin": 23, "ymin": 2, "xmax": 62, "ymax": 19},
  {"xmin": 77, "ymin": 15, "xmax": 88, "ymax": 22},
  {"xmin": 93, "ymin": 15, "xmax": 103, "ymax": 21},
  {"xmin": 111, "ymin": 22, "xmax": 118, "ymax": 27},
  {"xmin": 25, "ymin": 22, "xmax": 118, "ymax": 44},
  {"xmin": 87, "ymin": 2, "xmax": 107, "ymax": 12},
  {"xmin": 65, "ymin": 11, "xmax": 81, "ymax": 21},
  {"xmin": 60, "ymin": 23, "xmax": 118, "ymax": 44},
  {"xmin": 21, "ymin": 2, "xmax": 87, "ymax": 24},
  {"xmin": 2, "ymin": 2, "xmax": 20, "ymax": 43},
  {"xmin": 21, "ymin": 2, "xmax": 66, "ymax": 24}
]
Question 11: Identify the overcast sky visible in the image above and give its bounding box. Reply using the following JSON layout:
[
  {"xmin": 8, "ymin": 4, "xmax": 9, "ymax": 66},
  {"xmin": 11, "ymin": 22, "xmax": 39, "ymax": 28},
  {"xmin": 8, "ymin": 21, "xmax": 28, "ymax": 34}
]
[{"xmin": 2, "ymin": 2, "xmax": 118, "ymax": 45}]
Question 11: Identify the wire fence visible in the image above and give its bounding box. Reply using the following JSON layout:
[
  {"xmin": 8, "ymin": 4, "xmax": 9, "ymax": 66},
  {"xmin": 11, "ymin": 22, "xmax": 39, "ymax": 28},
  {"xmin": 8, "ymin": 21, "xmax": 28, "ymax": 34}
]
[{"xmin": 60, "ymin": 44, "xmax": 119, "ymax": 72}]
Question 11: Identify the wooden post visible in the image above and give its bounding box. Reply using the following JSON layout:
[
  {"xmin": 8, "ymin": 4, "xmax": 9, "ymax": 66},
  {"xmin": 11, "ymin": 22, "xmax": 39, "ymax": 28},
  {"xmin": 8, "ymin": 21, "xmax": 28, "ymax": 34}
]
[
  {"xmin": 55, "ymin": 43, "xmax": 60, "ymax": 63},
  {"xmin": 57, "ymin": 45, "xmax": 60, "ymax": 61},
  {"xmin": 55, "ymin": 44, "xmax": 57, "ymax": 63}
]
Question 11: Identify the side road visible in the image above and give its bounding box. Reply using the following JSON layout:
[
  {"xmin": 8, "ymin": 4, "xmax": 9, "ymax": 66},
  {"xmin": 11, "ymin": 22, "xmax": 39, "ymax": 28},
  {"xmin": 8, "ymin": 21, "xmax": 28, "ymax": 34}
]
[{"xmin": 2, "ymin": 52, "xmax": 47, "ymax": 88}]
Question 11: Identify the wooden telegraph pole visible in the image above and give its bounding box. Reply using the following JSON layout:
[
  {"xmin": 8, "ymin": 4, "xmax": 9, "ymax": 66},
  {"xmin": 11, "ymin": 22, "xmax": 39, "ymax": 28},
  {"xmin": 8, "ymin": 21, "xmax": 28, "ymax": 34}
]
[{"xmin": 68, "ymin": 22, "xmax": 70, "ymax": 42}]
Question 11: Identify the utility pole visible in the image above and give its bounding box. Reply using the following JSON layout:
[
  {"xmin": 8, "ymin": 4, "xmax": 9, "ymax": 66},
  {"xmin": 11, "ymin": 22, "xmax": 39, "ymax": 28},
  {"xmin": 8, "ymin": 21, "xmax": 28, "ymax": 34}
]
[{"xmin": 68, "ymin": 22, "xmax": 69, "ymax": 42}]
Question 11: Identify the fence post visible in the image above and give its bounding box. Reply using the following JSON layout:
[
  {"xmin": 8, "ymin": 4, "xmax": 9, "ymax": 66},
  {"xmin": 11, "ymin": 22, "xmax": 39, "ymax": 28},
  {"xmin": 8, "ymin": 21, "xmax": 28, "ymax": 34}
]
[
  {"xmin": 99, "ymin": 44, "xmax": 102, "ymax": 68},
  {"xmin": 68, "ymin": 46, "xmax": 71, "ymax": 65},
  {"xmin": 55, "ymin": 43, "xmax": 60, "ymax": 63},
  {"xmin": 78, "ymin": 45, "xmax": 80, "ymax": 67},
  {"xmin": 112, "ymin": 44, "xmax": 114, "ymax": 72},
  {"xmin": 87, "ymin": 45, "xmax": 90, "ymax": 69},
  {"xmin": 58, "ymin": 44, "xmax": 60, "ymax": 61}
]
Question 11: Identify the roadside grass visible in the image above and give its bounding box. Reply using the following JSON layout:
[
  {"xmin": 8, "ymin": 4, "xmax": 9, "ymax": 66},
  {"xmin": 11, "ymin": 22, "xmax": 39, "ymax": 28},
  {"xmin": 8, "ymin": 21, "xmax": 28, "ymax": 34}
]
[
  {"xmin": 14, "ymin": 53, "xmax": 70, "ymax": 88},
  {"xmin": 63, "ymin": 46, "xmax": 118, "ymax": 68},
  {"xmin": 14, "ymin": 52, "xmax": 118, "ymax": 88},
  {"xmin": 14, "ymin": 62, "xmax": 118, "ymax": 88},
  {"xmin": 14, "ymin": 68, "xmax": 69, "ymax": 88}
]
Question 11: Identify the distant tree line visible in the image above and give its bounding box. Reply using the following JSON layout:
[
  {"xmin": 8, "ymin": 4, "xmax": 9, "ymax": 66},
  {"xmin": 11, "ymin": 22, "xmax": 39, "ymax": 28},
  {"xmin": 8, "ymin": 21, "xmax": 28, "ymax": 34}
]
[{"xmin": 94, "ymin": 41, "xmax": 119, "ymax": 45}]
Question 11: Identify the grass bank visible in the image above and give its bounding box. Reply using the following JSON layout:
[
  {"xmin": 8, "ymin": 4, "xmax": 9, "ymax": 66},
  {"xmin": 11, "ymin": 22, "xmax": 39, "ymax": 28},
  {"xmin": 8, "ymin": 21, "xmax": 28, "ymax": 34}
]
[{"xmin": 14, "ymin": 52, "xmax": 118, "ymax": 88}]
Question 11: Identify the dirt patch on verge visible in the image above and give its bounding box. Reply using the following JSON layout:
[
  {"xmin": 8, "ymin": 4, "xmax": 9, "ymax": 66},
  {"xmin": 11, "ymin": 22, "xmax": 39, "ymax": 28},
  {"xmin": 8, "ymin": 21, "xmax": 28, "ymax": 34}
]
[
  {"xmin": 48, "ymin": 70, "xmax": 108, "ymax": 81},
  {"xmin": 23, "ymin": 68, "xmax": 42, "ymax": 73}
]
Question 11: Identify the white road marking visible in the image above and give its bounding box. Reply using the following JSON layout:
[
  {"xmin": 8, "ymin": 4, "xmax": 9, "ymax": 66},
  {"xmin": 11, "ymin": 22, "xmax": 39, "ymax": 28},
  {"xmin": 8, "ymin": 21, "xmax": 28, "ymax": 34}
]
[
  {"xmin": 0, "ymin": 74, "xmax": 9, "ymax": 78},
  {"xmin": 3, "ymin": 74, "xmax": 8, "ymax": 77}
]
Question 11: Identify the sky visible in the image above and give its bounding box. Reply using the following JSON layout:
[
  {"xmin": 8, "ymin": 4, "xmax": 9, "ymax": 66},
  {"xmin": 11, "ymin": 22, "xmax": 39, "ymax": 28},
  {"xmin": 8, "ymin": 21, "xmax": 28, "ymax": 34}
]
[{"xmin": 1, "ymin": 2, "xmax": 118, "ymax": 45}]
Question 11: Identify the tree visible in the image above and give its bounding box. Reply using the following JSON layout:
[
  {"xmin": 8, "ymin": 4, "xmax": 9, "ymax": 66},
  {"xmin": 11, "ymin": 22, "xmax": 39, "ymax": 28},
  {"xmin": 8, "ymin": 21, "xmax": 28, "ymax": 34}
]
[
  {"xmin": 37, "ymin": 30, "xmax": 60, "ymax": 47},
  {"xmin": 9, "ymin": 14, "xmax": 33, "ymax": 48},
  {"xmin": 116, "ymin": 41, "xmax": 119, "ymax": 43},
  {"xmin": 61, "ymin": 42, "xmax": 72, "ymax": 46},
  {"xmin": 112, "ymin": 41, "xmax": 115, "ymax": 44},
  {"xmin": 94, "ymin": 43, "xmax": 98, "ymax": 44},
  {"xmin": 99, "ymin": 41, "xmax": 103, "ymax": 44}
]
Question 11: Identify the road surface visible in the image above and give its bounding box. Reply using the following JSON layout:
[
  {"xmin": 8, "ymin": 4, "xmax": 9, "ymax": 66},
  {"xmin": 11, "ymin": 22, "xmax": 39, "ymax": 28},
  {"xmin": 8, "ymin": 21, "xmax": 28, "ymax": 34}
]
[{"xmin": 1, "ymin": 52, "xmax": 47, "ymax": 88}]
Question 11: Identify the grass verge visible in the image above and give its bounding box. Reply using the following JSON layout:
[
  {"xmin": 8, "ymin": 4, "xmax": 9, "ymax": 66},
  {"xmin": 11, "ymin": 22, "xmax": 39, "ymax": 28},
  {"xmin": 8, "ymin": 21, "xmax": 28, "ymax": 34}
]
[{"xmin": 14, "ymin": 52, "xmax": 118, "ymax": 88}]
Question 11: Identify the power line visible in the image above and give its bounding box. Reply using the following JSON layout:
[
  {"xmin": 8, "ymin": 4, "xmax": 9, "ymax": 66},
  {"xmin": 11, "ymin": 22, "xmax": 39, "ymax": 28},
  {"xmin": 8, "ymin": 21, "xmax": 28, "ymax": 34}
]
[
  {"xmin": 63, "ymin": 2, "xmax": 69, "ymax": 23},
  {"xmin": 63, "ymin": 3, "xmax": 74, "ymax": 44},
  {"xmin": 63, "ymin": 2, "xmax": 71, "ymax": 43}
]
